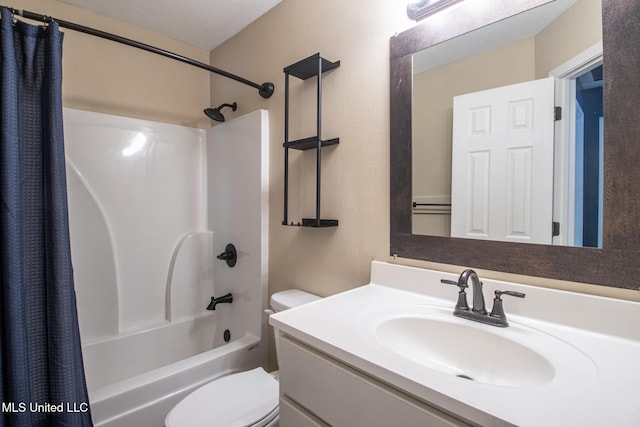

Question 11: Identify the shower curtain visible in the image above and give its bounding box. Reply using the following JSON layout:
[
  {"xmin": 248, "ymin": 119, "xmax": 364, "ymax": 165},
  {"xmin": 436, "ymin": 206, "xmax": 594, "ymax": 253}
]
[{"xmin": 0, "ymin": 8, "xmax": 92, "ymax": 427}]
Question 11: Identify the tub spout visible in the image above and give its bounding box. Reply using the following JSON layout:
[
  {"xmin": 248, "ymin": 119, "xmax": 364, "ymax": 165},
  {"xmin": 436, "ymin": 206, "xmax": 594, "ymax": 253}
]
[{"xmin": 207, "ymin": 293, "xmax": 233, "ymax": 310}]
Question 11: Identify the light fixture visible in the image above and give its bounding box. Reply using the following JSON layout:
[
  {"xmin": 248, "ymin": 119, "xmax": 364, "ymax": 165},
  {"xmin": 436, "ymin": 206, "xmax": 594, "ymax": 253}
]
[{"xmin": 406, "ymin": 0, "xmax": 464, "ymax": 21}]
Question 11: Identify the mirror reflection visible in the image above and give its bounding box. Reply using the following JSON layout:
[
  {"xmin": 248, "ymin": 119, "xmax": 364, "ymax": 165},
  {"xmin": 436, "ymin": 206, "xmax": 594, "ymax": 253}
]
[{"xmin": 411, "ymin": 0, "xmax": 603, "ymax": 248}]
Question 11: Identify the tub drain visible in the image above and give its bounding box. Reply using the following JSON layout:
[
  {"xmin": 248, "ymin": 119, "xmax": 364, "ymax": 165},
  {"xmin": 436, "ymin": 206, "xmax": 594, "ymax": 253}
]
[
  {"xmin": 456, "ymin": 374, "xmax": 474, "ymax": 381},
  {"xmin": 224, "ymin": 329, "xmax": 231, "ymax": 342}
]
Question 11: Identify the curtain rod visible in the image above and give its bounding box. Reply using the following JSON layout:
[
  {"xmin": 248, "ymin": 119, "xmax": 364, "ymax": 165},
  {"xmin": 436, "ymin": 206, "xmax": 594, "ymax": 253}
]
[{"xmin": 5, "ymin": 6, "xmax": 275, "ymax": 99}]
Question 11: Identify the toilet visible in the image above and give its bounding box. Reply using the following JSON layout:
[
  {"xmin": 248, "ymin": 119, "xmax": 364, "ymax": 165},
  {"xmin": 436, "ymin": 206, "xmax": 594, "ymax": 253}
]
[{"xmin": 165, "ymin": 289, "xmax": 321, "ymax": 427}]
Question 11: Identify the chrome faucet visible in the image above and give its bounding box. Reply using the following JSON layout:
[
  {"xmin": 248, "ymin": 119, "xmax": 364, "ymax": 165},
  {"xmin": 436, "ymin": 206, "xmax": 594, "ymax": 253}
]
[{"xmin": 441, "ymin": 269, "xmax": 525, "ymax": 327}]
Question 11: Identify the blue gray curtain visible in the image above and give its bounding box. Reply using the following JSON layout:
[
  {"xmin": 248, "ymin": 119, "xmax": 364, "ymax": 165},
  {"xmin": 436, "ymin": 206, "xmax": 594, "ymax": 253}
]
[{"xmin": 0, "ymin": 8, "xmax": 92, "ymax": 427}]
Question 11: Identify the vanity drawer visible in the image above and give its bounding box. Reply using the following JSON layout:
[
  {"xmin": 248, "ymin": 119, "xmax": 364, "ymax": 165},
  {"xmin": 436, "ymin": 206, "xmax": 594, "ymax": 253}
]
[
  {"xmin": 279, "ymin": 396, "xmax": 329, "ymax": 427},
  {"xmin": 279, "ymin": 335, "xmax": 470, "ymax": 427}
]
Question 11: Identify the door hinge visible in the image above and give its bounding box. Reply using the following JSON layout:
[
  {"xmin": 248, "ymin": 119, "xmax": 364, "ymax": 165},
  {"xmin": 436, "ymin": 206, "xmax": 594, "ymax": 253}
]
[
  {"xmin": 552, "ymin": 221, "xmax": 560, "ymax": 237},
  {"xmin": 554, "ymin": 106, "xmax": 562, "ymax": 121}
]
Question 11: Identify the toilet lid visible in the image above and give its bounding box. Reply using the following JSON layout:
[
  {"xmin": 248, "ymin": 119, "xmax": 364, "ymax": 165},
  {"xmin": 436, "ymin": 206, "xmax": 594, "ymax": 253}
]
[{"xmin": 165, "ymin": 368, "xmax": 279, "ymax": 427}]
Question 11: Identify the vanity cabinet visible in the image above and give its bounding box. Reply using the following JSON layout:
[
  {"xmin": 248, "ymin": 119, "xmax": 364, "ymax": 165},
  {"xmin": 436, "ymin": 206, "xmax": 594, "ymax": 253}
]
[{"xmin": 278, "ymin": 335, "xmax": 471, "ymax": 427}]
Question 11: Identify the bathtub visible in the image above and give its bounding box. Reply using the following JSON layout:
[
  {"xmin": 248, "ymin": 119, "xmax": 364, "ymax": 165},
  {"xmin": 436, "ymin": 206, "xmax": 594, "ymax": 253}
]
[
  {"xmin": 64, "ymin": 108, "xmax": 270, "ymax": 426},
  {"xmin": 84, "ymin": 314, "xmax": 265, "ymax": 426}
]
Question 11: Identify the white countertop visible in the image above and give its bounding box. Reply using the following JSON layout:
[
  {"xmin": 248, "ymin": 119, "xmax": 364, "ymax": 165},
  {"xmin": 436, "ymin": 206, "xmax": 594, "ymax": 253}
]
[{"xmin": 270, "ymin": 261, "xmax": 640, "ymax": 426}]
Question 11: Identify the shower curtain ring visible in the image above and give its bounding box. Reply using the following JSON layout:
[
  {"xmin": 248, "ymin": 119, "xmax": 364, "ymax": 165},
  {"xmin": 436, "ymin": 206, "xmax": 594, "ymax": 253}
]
[{"xmin": 9, "ymin": 8, "xmax": 19, "ymax": 26}]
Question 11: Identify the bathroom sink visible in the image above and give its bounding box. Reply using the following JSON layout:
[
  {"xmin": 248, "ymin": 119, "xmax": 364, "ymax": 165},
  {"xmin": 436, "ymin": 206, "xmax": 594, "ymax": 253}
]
[
  {"xmin": 361, "ymin": 305, "xmax": 596, "ymax": 388},
  {"xmin": 376, "ymin": 316, "xmax": 553, "ymax": 387}
]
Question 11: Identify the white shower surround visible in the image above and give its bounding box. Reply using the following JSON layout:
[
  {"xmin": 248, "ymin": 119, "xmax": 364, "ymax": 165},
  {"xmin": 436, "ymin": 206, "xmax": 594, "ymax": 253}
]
[{"xmin": 64, "ymin": 108, "xmax": 269, "ymax": 426}]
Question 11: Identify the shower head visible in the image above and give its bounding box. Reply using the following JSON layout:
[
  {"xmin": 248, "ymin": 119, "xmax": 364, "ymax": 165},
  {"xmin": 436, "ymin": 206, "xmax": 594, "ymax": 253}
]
[{"xmin": 204, "ymin": 102, "xmax": 237, "ymax": 122}]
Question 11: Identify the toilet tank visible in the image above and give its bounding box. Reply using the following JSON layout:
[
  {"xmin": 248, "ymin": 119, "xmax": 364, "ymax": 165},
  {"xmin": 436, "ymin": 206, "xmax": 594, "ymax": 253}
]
[
  {"xmin": 270, "ymin": 289, "xmax": 321, "ymax": 313},
  {"xmin": 270, "ymin": 290, "xmax": 320, "ymax": 365}
]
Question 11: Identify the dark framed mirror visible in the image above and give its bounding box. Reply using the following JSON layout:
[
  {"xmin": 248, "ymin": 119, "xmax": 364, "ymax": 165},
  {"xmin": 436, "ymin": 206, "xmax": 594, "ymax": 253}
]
[{"xmin": 390, "ymin": 0, "xmax": 640, "ymax": 289}]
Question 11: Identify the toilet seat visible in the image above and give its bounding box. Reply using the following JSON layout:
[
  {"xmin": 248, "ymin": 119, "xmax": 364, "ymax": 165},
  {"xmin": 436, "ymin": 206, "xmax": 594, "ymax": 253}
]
[{"xmin": 165, "ymin": 367, "xmax": 279, "ymax": 427}]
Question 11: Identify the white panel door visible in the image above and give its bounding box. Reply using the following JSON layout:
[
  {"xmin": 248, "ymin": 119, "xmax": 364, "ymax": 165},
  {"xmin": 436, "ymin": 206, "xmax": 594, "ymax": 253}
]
[{"xmin": 451, "ymin": 77, "xmax": 555, "ymax": 244}]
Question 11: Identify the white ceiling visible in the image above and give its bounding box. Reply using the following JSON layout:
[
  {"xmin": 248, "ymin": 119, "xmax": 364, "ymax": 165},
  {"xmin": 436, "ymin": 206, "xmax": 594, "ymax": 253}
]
[{"xmin": 59, "ymin": 0, "xmax": 282, "ymax": 51}]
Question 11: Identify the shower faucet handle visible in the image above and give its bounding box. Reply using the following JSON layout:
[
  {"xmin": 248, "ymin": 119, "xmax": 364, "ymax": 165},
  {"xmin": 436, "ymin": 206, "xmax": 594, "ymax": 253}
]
[{"xmin": 216, "ymin": 243, "xmax": 237, "ymax": 267}]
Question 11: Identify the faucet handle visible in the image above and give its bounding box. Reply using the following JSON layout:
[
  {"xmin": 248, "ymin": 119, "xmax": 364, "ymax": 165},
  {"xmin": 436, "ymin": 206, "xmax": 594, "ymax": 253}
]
[
  {"xmin": 496, "ymin": 290, "xmax": 525, "ymax": 299},
  {"xmin": 441, "ymin": 279, "xmax": 470, "ymax": 311},
  {"xmin": 489, "ymin": 290, "xmax": 525, "ymax": 325},
  {"xmin": 440, "ymin": 279, "xmax": 463, "ymax": 287}
]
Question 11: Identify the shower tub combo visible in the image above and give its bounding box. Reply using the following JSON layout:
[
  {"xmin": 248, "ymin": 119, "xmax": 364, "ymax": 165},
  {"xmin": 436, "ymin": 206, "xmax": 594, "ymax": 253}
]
[{"xmin": 64, "ymin": 108, "xmax": 269, "ymax": 426}]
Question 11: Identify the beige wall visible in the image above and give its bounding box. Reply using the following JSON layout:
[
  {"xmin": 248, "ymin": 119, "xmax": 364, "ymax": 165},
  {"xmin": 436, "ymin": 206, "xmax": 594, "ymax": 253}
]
[
  {"xmin": 210, "ymin": 0, "xmax": 640, "ymax": 314},
  {"xmin": 210, "ymin": 0, "xmax": 413, "ymax": 299},
  {"xmin": 11, "ymin": 0, "xmax": 211, "ymax": 128}
]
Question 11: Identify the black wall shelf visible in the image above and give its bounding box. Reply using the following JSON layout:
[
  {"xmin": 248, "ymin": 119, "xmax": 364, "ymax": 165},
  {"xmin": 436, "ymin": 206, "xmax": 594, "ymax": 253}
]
[
  {"xmin": 302, "ymin": 218, "xmax": 339, "ymax": 228},
  {"xmin": 283, "ymin": 136, "xmax": 340, "ymax": 151},
  {"xmin": 282, "ymin": 53, "xmax": 340, "ymax": 228},
  {"xmin": 284, "ymin": 54, "xmax": 341, "ymax": 80}
]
